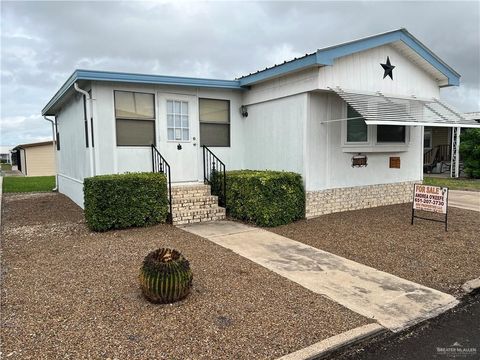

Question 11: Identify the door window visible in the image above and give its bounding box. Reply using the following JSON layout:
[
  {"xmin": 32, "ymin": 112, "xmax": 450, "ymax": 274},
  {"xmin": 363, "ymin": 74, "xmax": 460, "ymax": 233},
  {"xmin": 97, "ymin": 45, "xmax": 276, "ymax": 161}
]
[
  {"xmin": 424, "ymin": 129, "xmax": 432, "ymax": 149},
  {"xmin": 167, "ymin": 100, "xmax": 189, "ymax": 141}
]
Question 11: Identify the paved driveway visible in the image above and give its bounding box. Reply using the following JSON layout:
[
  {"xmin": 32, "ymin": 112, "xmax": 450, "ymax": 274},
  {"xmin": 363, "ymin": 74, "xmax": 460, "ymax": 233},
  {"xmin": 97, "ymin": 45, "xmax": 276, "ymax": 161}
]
[
  {"xmin": 182, "ymin": 221, "xmax": 459, "ymax": 332},
  {"xmin": 449, "ymin": 190, "xmax": 480, "ymax": 212}
]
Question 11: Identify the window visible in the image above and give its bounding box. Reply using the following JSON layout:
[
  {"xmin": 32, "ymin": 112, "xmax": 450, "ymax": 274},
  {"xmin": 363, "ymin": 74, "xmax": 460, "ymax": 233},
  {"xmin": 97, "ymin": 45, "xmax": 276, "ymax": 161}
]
[
  {"xmin": 346, "ymin": 105, "xmax": 368, "ymax": 142},
  {"xmin": 424, "ymin": 129, "xmax": 432, "ymax": 149},
  {"xmin": 55, "ymin": 116, "xmax": 60, "ymax": 150},
  {"xmin": 167, "ymin": 100, "xmax": 189, "ymax": 141},
  {"xmin": 376, "ymin": 102, "xmax": 406, "ymax": 143},
  {"xmin": 377, "ymin": 125, "xmax": 406, "ymax": 143},
  {"xmin": 89, "ymin": 90, "xmax": 94, "ymax": 147},
  {"xmin": 115, "ymin": 91, "xmax": 155, "ymax": 146},
  {"xmin": 199, "ymin": 98, "xmax": 230, "ymax": 147},
  {"xmin": 83, "ymin": 95, "xmax": 89, "ymax": 147}
]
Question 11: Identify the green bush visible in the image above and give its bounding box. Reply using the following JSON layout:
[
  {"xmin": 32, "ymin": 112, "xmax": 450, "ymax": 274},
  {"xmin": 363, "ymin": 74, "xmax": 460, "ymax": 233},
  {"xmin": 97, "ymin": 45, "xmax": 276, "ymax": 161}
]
[
  {"xmin": 460, "ymin": 129, "xmax": 480, "ymax": 178},
  {"xmin": 84, "ymin": 172, "xmax": 169, "ymax": 231},
  {"xmin": 218, "ymin": 170, "xmax": 305, "ymax": 227}
]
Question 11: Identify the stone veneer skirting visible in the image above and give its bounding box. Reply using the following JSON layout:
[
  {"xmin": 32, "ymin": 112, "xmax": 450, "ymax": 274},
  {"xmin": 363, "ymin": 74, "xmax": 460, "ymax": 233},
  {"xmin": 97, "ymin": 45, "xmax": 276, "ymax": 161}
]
[{"xmin": 306, "ymin": 181, "xmax": 418, "ymax": 218}]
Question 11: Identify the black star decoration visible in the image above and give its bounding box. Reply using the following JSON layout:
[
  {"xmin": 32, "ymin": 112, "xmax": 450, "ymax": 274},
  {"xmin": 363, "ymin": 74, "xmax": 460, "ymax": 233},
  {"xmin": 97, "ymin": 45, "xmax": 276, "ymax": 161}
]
[{"xmin": 381, "ymin": 56, "xmax": 395, "ymax": 80}]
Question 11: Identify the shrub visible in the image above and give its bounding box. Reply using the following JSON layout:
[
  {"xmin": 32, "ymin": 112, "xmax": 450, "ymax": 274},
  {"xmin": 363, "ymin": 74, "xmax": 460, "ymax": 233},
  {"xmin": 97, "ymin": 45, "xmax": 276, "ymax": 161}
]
[
  {"xmin": 84, "ymin": 172, "xmax": 168, "ymax": 231},
  {"xmin": 218, "ymin": 170, "xmax": 305, "ymax": 227},
  {"xmin": 460, "ymin": 128, "xmax": 480, "ymax": 178},
  {"xmin": 210, "ymin": 169, "xmax": 226, "ymax": 206},
  {"xmin": 139, "ymin": 248, "xmax": 193, "ymax": 304}
]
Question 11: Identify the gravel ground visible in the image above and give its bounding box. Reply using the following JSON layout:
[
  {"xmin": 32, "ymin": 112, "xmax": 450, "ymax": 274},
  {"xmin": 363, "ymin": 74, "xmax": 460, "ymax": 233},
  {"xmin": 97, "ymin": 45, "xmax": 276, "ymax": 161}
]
[
  {"xmin": 1, "ymin": 193, "xmax": 370, "ymax": 360},
  {"xmin": 272, "ymin": 203, "xmax": 480, "ymax": 296}
]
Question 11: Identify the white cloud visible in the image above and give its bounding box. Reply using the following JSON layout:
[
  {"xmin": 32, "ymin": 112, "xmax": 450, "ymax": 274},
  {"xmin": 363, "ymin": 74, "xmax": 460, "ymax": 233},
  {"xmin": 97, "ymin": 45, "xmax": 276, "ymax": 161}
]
[
  {"xmin": 441, "ymin": 85, "xmax": 480, "ymax": 113},
  {"xmin": 0, "ymin": 115, "xmax": 52, "ymax": 146},
  {"xmin": 265, "ymin": 43, "xmax": 303, "ymax": 68},
  {"xmin": 0, "ymin": 1, "xmax": 479, "ymax": 146}
]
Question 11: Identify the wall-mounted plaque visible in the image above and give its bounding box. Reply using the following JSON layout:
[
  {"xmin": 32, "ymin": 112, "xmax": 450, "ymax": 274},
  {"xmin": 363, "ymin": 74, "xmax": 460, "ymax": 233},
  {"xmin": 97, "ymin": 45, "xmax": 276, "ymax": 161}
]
[
  {"xmin": 390, "ymin": 157, "xmax": 400, "ymax": 168},
  {"xmin": 352, "ymin": 154, "xmax": 367, "ymax": 168}
]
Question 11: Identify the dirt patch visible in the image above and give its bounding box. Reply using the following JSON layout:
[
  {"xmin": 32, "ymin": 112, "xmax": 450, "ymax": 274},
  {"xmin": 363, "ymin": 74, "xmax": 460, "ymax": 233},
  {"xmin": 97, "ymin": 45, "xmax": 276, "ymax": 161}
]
[
  {"xmin": 1, "ymin": 193, "xmax": 370, "ymax": 359},
  {"xmin": 2, "ymin": 193, "xmax": 83, "ymax": 226},
  {"xmin": 272, "ymin": 203, "xmax": 480, "ymax": 296}
]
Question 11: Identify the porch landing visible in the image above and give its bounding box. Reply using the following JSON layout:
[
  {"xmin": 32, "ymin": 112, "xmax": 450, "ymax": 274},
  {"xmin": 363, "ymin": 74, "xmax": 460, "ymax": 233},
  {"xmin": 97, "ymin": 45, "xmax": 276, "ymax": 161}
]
[{"xmin": 181, "ymin": 220, "xmax": 459, "ymax": 332}]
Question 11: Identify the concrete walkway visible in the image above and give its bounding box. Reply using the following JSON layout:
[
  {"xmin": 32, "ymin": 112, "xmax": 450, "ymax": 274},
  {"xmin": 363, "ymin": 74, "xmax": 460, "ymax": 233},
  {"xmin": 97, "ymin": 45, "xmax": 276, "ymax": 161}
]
[
  {"xmin": 448, "ymin": 190, "xmax": 480, "ymax": 212},
  {"xmin": 182, "ymin": 221, "xmax": 459, "ymax": 332}
]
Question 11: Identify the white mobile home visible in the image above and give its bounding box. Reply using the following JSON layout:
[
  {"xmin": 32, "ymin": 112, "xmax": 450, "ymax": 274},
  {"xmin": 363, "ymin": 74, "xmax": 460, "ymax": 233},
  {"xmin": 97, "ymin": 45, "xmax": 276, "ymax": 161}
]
[{"xmin": 42, "ymin": 28, "xmax": 479, "ymax": 223}]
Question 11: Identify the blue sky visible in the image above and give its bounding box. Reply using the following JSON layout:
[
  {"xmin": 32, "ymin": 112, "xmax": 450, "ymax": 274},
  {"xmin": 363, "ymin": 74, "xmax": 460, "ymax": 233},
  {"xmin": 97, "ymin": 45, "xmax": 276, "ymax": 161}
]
[{"xmin": 1, "ymin": 1, "xmax": 479, "ymax": 147}]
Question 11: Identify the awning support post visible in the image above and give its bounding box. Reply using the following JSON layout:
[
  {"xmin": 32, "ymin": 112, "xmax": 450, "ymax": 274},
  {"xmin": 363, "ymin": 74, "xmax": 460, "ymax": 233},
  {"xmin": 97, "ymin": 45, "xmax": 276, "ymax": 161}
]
[{"xmin": 450, "ymin": 127, "xmax": 461, "ymax": 178}]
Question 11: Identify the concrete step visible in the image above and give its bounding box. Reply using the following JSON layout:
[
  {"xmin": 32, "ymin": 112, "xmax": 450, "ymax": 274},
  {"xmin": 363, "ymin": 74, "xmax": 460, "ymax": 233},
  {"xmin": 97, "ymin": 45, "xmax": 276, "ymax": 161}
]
[
  {"xmin": 171, "ymin": 184, "xmax": 210, "ymax": 193},
  {"xmin": 170, "ymin": 183, "xmax": 225, "ymax": 225},
  {"xmin": 173, "ymin": 206, "xmax": 226, "ymax": 217},
  {"xmin": 172, "ymin": 202, "xmax": 220, "ymax": 212},
  {"xmin": 171, "ymin": 195, "xmax": 218, "ymax": 206},
  {"xmin": 171, "ymin": 189, "xmax": 211, "ymax": 198},
  {"xmin": 172, "ymin": 206, "xmax": 226, "ymax": 225}
]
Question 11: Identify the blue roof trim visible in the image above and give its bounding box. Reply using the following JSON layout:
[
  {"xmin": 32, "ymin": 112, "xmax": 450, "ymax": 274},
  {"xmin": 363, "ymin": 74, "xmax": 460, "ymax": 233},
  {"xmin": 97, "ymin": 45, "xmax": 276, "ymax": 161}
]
[
  {"xmin": 43, "ymin": 29, "xmax": 461, "ymax": 115},
  {"xmin": 75, "ymin": 69, "xmax": 242, "ymax": 89},
  {"xmin": 398, "ymin": 31, "xmax": 460, "ymax": 86},
  {"xmin": 42, "ymin": 69, "xmax": 242, "ymax": 115},
  {"xmin": 238, "ymin": 53, "xmax": 317, "ymax": 86},
  {"xmin": 315, "ymin": 31, "xmax": 402, "ymax": 65},
  {"xmin": 239, "ymin": 29, "xmax": 460, "ymax": 87},
  {"xmin": 42, "ymin": 71, "xmax": 77, "ymax": 115}
]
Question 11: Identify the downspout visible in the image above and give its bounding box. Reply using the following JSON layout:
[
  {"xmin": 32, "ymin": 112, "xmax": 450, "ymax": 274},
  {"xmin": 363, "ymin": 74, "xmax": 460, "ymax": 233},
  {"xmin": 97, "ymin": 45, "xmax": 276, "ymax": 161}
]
[
  {"xmin": 74, "ymin": 83, "xmax": 95, "ymax": 177},
  {"xmin": 43, "ymin": 116, "xmax": 58, "ymax": 191}
]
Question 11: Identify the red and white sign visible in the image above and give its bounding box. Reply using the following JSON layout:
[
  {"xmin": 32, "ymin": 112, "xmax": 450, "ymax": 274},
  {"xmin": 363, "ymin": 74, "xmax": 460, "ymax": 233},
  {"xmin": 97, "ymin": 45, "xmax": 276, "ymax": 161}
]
[{"xmin": 413, "ymin": 184, "xmax": 448, "ymax": 214}]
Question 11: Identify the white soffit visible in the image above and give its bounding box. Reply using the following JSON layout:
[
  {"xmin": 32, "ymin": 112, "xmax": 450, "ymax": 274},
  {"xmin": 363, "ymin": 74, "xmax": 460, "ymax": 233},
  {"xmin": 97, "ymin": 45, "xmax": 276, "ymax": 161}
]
[
  {"xmin": 392, "ymin": 41, "xmax": 447, "ymax": 84},
  {"xmin": 331, "ymin": 87, "xmax": 480, "ymax": 128}
]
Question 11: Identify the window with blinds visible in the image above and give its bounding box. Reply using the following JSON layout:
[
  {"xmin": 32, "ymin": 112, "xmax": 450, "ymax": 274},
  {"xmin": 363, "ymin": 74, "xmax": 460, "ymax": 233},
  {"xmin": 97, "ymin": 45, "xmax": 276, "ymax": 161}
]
[
  {"xmin": 199, "ymin": 98, "xmax": 230, "ymax": 147},
  {"xmin": 114, "ymin": 91, "xmax": 155, "ymax": 146}
]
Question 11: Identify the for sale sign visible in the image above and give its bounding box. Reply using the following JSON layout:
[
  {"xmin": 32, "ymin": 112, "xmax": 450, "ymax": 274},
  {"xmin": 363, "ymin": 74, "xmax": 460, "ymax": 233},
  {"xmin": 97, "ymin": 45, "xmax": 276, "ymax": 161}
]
[
  {"xmin": 411, "ymin": 184, "xmax": 449, "ymax": 231},
  {"xmin": 413, "ymin": 184, "xmax": 448, "ymax": 214}
]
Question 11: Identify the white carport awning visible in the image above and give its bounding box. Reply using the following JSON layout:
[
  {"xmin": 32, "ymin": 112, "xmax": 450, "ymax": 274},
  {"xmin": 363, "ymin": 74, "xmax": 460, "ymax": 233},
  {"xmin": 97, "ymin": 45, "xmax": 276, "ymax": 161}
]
[{"xmin": 330, "ymin": 87, "xmax": 480, "ymax": 128}]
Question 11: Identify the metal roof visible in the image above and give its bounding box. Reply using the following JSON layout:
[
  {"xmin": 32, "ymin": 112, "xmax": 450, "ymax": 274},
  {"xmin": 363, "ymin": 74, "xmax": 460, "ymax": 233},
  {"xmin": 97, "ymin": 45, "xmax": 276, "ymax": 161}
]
[
  {"xmin": 12, "ymin": 141, "xmax": 54, "ymax": 150},
  {"xmin": 42, "ymin": 69, "xmax": 243, "ymax": 116},
  {"xmin": 238, "ymin": 28, "xmax": 461, "ymax": 87},
  {"xmin": 329, "ymin": 87, "xmax": 480, "ymax": 128},
  {"xmin": 42, "ymin": 29, "xmax": 462, "ymax": 116}
]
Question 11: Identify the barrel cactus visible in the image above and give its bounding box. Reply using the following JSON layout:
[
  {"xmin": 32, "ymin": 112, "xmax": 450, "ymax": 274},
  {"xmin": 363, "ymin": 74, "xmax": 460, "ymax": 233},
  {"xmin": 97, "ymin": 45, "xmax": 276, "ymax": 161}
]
[{"xmin": 139, "ymin": 248, "xmax": 193, "ymax": 304}]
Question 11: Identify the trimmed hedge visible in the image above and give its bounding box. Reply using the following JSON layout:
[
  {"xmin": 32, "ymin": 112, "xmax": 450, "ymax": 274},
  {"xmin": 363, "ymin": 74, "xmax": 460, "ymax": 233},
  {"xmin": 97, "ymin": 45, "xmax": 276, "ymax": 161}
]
[
  {"xmin": 84, "ymin": 172, "xmax": 169, "ymax": 231},
  {"xmin": 216, "ymin": 170, "xmax": 305, "ymax": 227}
]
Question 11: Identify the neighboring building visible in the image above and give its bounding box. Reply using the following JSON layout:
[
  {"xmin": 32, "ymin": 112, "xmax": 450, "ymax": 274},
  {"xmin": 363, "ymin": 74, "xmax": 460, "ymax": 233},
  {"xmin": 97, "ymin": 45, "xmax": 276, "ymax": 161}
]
[
  {"xmin": 41, "ymin": 28, "xmax": 479, "ymax": 222},
  {"xmin": 466, "ymin": 112, "xmax": 480, "ymax": 121},
  {"xmin": 0, "ymin": 146, "xmax": 13, "ymax": 164},
  {"xmin": 11, "ymin": 141, "xmax": 55, "ymax": 176}
]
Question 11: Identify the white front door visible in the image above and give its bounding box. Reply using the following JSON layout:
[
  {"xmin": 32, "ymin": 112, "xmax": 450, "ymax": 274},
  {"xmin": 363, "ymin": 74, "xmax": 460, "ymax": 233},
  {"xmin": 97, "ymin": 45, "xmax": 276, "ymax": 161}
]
[{"xmin": 157, "ymin": 93, "xmax": 199, "ymax": 182}]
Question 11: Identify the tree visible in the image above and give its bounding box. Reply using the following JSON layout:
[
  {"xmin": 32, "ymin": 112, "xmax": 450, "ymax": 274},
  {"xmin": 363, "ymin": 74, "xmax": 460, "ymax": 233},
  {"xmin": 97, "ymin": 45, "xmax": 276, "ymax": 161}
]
[{"xmin": 460, "ymin": 128, "xmax": 480, "ymax": 178}]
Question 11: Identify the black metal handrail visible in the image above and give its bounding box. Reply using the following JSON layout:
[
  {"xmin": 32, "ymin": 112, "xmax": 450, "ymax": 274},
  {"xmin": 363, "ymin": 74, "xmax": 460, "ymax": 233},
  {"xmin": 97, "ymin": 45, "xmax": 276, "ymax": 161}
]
[
  {"xmin": 151, "ymin": 144, "xmax": 172, "ymax": 223},
  {"xmin": 202, "ymin": 145, "xmax": 226, "ymax": 208}
]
